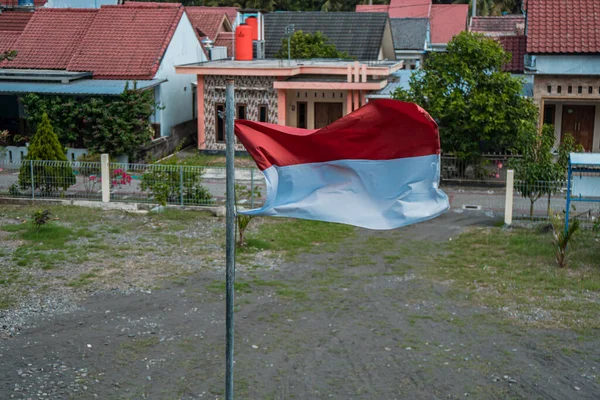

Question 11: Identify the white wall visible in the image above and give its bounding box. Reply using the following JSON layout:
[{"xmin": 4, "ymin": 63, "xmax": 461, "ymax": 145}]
[
  {"xmin": 154, "ymin": 12, "xmax": 206, "ymax": 137},
  {"xmin": 0, "ymin": 146, "xmax": 89, "ymax": 164}
]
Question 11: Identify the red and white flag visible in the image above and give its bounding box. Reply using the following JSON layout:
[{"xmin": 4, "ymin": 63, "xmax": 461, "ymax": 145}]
[{"xmin": 234, "ymin": 99, "xmax": 449, "ymax": 230}]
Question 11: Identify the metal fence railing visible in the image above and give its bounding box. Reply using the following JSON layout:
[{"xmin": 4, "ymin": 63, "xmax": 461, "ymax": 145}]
[
  {"xmin": 511, "ymin": 180, "xmax": 599, "ymax": 222},
  {"xmin": 0, "ymin": 160, "xmax": 265, "ymax": 207},
  {"xmin": 440, "ymin": 154, "xmax": 520, "ymax": 184}
]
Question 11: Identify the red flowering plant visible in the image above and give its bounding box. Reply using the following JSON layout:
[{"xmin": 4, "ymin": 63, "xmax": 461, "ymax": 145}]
[{"xmin": 110, "ymin": 168, "xmax": 132, "ymax": 191}]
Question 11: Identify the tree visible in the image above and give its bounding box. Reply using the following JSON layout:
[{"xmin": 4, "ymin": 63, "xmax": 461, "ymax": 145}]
[
  {"xmin": 18, "ymin": 114, "xmax": 76, "ymax": 194},
  {"xmin": 275, "ymin": 30, "xmax": 350, "ymax": 59},
  {"xmin": 511, "ymin": 125, "xmax": 560, "ymax": 217},
  {"xmin": 394, "ymin": 31, "xmax": 538, "ymax": 162},
  {"xmin": 21, "ymin": 82, "xmax": 158, "ymax": 160}
]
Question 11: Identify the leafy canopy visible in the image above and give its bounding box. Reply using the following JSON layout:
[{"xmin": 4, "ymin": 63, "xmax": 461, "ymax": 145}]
[
  {"xmin": 511, "ymin": 125, "xmax": 584, "ymax": 216},
  {"xmin": 394, "ymin": 31, "xmax": 538, "ymax": 160},
  {"xmin": 275, "ymin": 30, "xmax": 350, "ymax": 59},
  {"xmin": 21, "ymin": 83, "xmax": 157, "ymax": 159}
]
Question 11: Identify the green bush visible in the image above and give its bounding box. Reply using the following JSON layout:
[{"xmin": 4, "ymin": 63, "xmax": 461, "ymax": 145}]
[
  {"xmin": 18, "ymin": 114, "xmax": 75, "ymax": 195},
  {"xmin": 140, "ymin": 165, "xmax": 212, "ymax": 206}
]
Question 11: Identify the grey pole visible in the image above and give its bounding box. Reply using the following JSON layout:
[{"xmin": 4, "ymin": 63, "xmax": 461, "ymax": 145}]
[
  {"xmin": 472, "ymin": 0, "xmax": 477, "ymax": 19},
  {"xmin": 225, "ymin": 78, "xmax": 236, "ymax": 400}
]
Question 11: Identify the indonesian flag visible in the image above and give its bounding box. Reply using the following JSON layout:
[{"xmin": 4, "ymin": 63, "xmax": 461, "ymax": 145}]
[{"xmin": 234, "ymin": 99, "xmax": 449, "ymax": 230}]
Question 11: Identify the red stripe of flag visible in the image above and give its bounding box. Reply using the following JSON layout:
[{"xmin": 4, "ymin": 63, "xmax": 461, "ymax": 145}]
[{"xmin": 234, "ymin": 99, "xmax": 440, "ymax": 171}]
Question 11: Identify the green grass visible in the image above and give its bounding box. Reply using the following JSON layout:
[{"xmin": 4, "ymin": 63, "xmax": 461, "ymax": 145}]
[
  {"xmin": 428, "ymin": 227, "xmax": 600, "ymax": 331},
  {"xmin": 67, "ymin": 272, "xmax": 97, "ymax": 288},
  {"xmin": 240, "ymin": 219, "xmax": 356, "ymax": 260}
]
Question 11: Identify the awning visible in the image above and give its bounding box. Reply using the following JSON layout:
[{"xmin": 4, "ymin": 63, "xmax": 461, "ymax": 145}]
[{"xmin": 0, "ymin": 79, "xmax": 166, "ymax": 96}]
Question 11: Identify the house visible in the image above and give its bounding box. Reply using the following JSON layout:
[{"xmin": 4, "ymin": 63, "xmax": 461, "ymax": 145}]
[
  {"xmin": 357, "ymin": 0, "xmax": 468, "ymax": 63},
  {"xmin": 264, "ymin": 12, "xmax": 396, "ymax": 61},
  {"xmin": 470, "ymin": 14, "xmax": 527, "ymax": 74},
  {"xmin": 0, "ymin": 3, "xmax": 206, "ymax": 159},
  {"xmin": 176, "ymin": 12, "xmax": 402, "ymax": 152},
  {"xmin": 186, "ymin": 6, "xmax": 233, "ymax": 59},
  {"xmin": 390, "ymin": 18, "xmax": 428, "ymax": 69},
  {"xmin": 189, "ymin": 5, "xmax": 236, "ymax": 24},
  {"xmin": 525, "ymin": 0, "xmax": 600, "ymax": 152}
]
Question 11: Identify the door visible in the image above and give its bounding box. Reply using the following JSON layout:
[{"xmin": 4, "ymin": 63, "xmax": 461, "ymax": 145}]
[
  {"xmin": 297, "ymin": 102, "xmax": 307, "ymax": 129},
  {"xmin": 562, "ymin": 105, "xmax": 595, "ymax": 151},
  {"xmin": 314, "ymin": 102, "xmax": 343, "ymax": 129}
]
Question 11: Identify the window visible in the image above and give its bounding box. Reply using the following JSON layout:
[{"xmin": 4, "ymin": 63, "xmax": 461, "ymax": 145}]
[
  {"xmin": 557, "ymin": 86, "xmax": 562, "ymax": 94},
  {"xmin": 259, "ymin": 105, "xmax": 268, "ymax": 123},
  {"xmin": 589, "ymin": 86, "xmax": 593, "ymax": 94},
  {"xmin": 568, "ymin": 86, "xmax": 572, "ymax": 94},
  {"xmin": 547, "ymin": 85, "xmax": 552, "ymax": 94},
  {"xmin": 216, "ymin": 103, "xmax": 225, "ymax": 142},
  {"xmin": 237, "ymin": 104, "xmax": 246, "ymax": 120},
  {"xmin": 578, "ymin": 86, "xmax": 582, "ymax": 94},
  {"xmin": 543, "ymin": 104, "xmax": 556, "ymax": 126}
]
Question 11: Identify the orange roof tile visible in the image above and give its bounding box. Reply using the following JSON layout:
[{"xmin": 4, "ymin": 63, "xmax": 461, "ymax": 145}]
[
  {"xmin": 186, "ymin": 6, "xmax": 229, "ymax": 41},
  {"xmin": 0, "ymin": 30, "xmax": 20, "ymax": 53},
  {"xmin": 471, "ymin": 15, "xmax": 525, "ymax": 36},
  {"xmin": 6, "ymin": 9, "xmax": 97, "ymax": 70},
  {"xmin": 68, "ymin": 3, "xmax": 184, "ymax": 79},
  {"xmin": 189, "ymin": 6, "xmax": 236, "ymax": 23},
  {"xmin": 0, "ymin": 10, "xmax": 33, "ymax": 32},
  {"xmin": 498, "ymin": 35, "xmax": 526, "ymax": 72},
  {"xmin": 527, "ymin": 0, "xmax": 600, "ymax": 54}
]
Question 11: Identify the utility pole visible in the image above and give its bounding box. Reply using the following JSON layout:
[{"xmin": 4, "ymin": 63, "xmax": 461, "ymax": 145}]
[
  {"xmin": 224, "ymin": 79, "xmax": 236, "ymax": 400},
  {"xmin": 472, "ymin": 0, "xmax": 477, "ymax": 19}
]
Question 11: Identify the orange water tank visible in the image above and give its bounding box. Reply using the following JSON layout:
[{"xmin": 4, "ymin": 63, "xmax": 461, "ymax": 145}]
[
  {"xmin": 235, "ymin": 24, "xmax": 253, "ymax": 61},
  {"xmin": 246, "ymin": 16, "xmax": 258, "ymax": 40}
]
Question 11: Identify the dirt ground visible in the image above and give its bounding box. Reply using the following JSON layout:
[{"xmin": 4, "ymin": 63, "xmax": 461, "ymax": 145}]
[{"xmin": 0, "ymin": 206, "xmax": 599, "ymax": 400}]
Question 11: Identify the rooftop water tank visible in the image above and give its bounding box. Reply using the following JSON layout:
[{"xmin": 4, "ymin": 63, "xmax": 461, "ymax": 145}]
[{"xmin": 235, "ymin": 24, "xmax": 253, "ymax": 61}]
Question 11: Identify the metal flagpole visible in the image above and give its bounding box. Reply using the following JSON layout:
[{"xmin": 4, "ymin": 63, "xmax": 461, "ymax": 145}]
[{"xmin": 225, "ymin": 78, "xmax": 236, "ymax": 400}]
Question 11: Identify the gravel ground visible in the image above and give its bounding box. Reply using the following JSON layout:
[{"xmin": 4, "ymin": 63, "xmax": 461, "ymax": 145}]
[{"xmin": 0, "ymin": 205, "xmax": 599, "ymax": 399}]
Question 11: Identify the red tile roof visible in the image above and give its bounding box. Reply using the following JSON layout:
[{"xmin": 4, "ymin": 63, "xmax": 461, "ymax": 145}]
[
  {"xmin": 186, "ymin": 7, "xmax": 229, "ymax": 41},
  {"xmin": 430, "ymin": 4, "xmax": 468, "ymax": 44},
  {"xmin": 189, "ymin": 6, "xmax": 237, "ymax": 23},
  {"xmin": 498, "ymin": 35, "xmax": 526, "ymax": 72},
  {"xmin": 0, "ymin": 10, "xmax": 33, "ymax": 32},
  {"xmin": 68, "ymin": 3, "xmax": 184, "ymax": 79},
  {"xmin": 6, "ymin": 9, "xmax": 97, "ymax": 70},
  {"xmin": 526, "ymin": 0, "xmax": 600, "ymax": 54},
  {"xmin": 470, "ymin": 15, "xmax": 525, "ymax": 36},
  {"xmin": 0, "ymin": 30, "xmax": 20, "ymax": 53}
]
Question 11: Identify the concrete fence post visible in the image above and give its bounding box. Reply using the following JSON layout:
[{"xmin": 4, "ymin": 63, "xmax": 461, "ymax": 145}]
[
  {"xmin": 504, "ymin": 169, "xmax": 514, "ymax": 226},
  {"xmin": 101, "ymin": 154, "xmax": 110, "ymax": 203}
]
